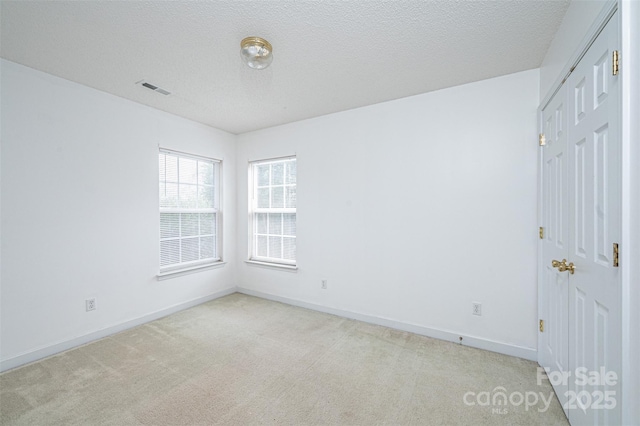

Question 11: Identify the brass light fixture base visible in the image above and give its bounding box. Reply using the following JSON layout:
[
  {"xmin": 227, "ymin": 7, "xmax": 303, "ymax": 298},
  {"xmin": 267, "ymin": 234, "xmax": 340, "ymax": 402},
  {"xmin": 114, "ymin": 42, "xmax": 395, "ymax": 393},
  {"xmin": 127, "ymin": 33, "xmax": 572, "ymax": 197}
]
[{"xmin": 241, "ymin": 37, "xmax": 272, "ymax": 52}]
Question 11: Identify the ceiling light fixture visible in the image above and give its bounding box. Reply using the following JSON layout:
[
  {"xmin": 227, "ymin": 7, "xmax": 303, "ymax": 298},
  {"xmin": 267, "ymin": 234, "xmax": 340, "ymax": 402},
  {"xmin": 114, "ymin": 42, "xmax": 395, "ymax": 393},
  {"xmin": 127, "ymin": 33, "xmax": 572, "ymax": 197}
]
[{"xmin": 240, "ymin": 37, "xmax": 273, "ymax": 70}]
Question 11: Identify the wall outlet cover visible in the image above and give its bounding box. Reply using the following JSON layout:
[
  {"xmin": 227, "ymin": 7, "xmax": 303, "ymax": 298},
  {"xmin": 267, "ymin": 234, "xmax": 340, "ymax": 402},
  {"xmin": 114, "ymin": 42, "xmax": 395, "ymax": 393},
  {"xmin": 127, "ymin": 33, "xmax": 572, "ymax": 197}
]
[
  {"xmin": 86, "ymin": 298, "xmax": 96, "ymax": 312},
  {"xmin": 472, "ymin": 302, "xmax": 482, "ymax": 316}
]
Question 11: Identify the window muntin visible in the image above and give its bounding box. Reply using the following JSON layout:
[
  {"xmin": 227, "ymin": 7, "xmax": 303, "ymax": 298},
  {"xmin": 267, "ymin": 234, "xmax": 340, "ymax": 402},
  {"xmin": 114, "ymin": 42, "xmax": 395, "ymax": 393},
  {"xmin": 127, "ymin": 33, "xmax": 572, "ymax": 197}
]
[
  {"xmin": 159, "ymin": 150, "xmax": 220, "ymax": 271},
  {"xmin": 250, "ymin": 157, "xmax": 296, "ymax": 265}
]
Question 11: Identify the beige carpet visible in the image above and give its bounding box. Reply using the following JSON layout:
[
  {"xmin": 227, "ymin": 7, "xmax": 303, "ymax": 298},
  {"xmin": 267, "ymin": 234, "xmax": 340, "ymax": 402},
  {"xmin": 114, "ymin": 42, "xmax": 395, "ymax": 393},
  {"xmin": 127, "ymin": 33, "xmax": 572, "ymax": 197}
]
[{"xmin": 0, "ymin": 293, "xmax": 568, "ymax": 425}]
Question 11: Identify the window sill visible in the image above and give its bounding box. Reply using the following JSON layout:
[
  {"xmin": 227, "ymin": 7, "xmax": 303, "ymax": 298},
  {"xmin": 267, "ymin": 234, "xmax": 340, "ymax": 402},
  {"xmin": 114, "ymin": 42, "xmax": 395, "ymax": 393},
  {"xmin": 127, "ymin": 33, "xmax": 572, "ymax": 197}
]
[
  {"xmin": 157, "ymin": 261, "xmax": 227, "ymax": 281},
  {"xmin": 245, "ymin": 260, "xmax": 298, "ymax": 271}
]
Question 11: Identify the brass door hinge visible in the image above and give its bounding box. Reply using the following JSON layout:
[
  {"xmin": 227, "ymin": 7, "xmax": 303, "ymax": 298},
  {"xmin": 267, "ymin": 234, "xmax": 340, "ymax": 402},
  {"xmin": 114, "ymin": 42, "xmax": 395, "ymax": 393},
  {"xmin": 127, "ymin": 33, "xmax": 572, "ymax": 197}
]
[
  {"xmin": 613, "ymin": 243, "xmax": 619, "ymax": 267},
  {"xmin": 539, "ymin": 133, "xmax": 546, "ymax": 146},
  {"xmin": 613, "ymin": 50, "xmax": 619, "ymax": 76},
  {"xmin": 539, "ymin": 227, "xmax": 544, "ymax": 239},
  {"xmin": 539, "ymin": 319, "xmax": 544, "ymax": 332}
]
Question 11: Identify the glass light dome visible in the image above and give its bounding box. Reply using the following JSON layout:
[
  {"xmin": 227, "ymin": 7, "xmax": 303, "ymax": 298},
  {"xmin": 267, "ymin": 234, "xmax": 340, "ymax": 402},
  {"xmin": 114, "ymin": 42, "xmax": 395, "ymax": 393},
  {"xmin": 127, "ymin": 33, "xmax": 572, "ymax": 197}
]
[{"xmin": 240, "ymin": 37, "xmax": 273, "ymax": 70}]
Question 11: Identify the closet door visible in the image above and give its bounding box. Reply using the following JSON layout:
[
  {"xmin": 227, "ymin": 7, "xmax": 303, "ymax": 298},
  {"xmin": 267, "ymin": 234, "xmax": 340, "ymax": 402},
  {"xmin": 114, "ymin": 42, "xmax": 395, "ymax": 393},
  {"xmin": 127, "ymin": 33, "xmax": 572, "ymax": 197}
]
[
  {"xmin": 539, "ymin": 84, "xmax": 570, "ymax": 414},
  {"xmin": 539, "ymin": 12, "xmax": 622, "ymax": 425},
  {"xmin": 566, "ymin": 12, "xmax": 621, "ymax": 426}
]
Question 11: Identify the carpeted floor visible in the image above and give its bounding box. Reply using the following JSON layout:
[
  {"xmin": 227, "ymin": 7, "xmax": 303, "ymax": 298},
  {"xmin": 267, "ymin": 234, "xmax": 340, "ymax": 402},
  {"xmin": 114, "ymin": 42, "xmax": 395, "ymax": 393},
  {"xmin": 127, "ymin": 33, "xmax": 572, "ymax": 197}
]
[{"xmin": 0, "ymin": 293, "xmax": 568, "ymax": 425}]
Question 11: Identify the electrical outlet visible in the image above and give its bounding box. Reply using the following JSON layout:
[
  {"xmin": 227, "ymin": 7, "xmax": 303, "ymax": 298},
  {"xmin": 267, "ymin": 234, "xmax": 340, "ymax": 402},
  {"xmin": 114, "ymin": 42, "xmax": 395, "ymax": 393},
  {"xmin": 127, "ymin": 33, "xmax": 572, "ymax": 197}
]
[
  {"xmin": 86, "ymin": 298, "xmax": 96, "ymax": 312},
  {"xmin": 321, "ymin": 280, "xmax": 327, "ymax": 289},
  {"xmin": 472, "ymin": 302, "xmax": 482, "ymax": 316}
]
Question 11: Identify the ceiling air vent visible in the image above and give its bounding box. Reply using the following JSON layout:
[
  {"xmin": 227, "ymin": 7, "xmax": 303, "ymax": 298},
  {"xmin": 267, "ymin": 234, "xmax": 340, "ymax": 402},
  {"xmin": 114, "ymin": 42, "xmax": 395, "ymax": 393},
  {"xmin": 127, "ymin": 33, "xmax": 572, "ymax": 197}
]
[{"xmin": 136, "ymin": 80, "xmax": 171, "ymax": 96}]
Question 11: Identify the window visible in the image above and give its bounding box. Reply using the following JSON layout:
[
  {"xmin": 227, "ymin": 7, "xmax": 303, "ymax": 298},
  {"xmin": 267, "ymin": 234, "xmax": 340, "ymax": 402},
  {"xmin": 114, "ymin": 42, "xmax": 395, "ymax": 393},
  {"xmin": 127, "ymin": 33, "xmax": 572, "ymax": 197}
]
[
  {"xmin": 249, "ymin": 157, "xmax": 296, "ymax": 266},
  {"xmin": 159, "ymin": 149, "xmax": 221, "ymax": 272}
]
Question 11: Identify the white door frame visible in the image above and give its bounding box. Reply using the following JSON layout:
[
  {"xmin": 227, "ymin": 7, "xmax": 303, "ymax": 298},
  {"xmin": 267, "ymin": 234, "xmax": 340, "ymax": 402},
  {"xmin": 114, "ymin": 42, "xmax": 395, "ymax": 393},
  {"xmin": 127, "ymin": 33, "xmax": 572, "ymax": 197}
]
[
  {"xmin": 619, "ymin": 1, "xmax": 640, "ymax": 424},
  {"xmin": 537, "ymin": 1, "xmax": 640, "ymax": 423}
]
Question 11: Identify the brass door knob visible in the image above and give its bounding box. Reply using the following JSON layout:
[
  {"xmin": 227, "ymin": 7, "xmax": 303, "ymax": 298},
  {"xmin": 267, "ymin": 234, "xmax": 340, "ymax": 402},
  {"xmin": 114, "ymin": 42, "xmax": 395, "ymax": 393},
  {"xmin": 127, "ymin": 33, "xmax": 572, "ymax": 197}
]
[{"xmin": 551, "ymin": 259, "xmax": 575, "ymax": 275}]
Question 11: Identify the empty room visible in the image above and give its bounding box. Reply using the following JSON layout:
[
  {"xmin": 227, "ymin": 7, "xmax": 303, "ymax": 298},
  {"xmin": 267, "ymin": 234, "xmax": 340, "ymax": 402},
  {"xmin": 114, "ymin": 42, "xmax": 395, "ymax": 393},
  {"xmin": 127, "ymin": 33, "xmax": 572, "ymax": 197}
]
[{"xmin": 1, "ymin": 0, "xmax": 639, "ymax": 425}]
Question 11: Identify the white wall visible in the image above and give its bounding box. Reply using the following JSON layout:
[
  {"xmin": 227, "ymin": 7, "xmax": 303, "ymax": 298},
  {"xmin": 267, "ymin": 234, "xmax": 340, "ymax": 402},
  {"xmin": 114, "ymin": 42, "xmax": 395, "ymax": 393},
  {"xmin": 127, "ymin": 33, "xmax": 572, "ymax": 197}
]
[
  {"xmin": 539, "ymin": 0, "xmax": 609, "ymax": 100},
  {"xmin": 0, "ymin": 59, "xmax": 237, "ymax": 369},
  {"xmin": 236, "ymin": 69, "xmax": 540, "ymax": 356}
]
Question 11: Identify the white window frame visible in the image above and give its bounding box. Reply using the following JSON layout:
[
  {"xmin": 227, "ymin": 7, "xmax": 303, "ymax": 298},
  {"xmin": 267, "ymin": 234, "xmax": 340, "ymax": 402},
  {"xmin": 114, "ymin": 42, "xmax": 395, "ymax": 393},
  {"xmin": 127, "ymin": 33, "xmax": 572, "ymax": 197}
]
[
  {"xmin": 158, "ymin": 148, "xmax": 222, "ymax": 276},
  {"xmin": 248, "ymin": 156, "xmax": 297, "ymax": 268}
]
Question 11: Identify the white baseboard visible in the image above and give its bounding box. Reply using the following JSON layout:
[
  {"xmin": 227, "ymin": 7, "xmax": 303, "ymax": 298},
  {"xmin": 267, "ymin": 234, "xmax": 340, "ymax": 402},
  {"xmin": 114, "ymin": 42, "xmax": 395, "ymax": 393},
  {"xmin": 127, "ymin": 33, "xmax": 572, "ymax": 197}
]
[
  {"xmin": 1, "ymin": 287, "xmax": 537, "ymax": 373},
  {"xmin": 0, "ymin": 287, "xmax": 237, "ymax": 373},
  {"xmin": 238, "ymin": 288, "xmax": 537, "ymax": 362}
]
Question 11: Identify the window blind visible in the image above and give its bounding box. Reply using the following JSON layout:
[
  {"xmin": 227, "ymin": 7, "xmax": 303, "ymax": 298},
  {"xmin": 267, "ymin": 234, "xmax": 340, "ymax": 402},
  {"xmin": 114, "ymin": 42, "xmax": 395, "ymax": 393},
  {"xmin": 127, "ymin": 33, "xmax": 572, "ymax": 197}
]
[{"xmin": 159, "ymin": 149, "xmax": 220, "ymax": 271}]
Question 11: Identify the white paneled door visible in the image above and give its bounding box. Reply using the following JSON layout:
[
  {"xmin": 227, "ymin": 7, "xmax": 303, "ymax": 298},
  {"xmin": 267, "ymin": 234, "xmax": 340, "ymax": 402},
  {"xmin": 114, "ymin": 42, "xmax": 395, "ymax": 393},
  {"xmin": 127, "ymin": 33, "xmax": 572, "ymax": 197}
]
[
  {"xmin": 539, "ymin": 12, "xmax": 621, "ymax": 426},
  {"xmin": 540, "ymin": 83, "xmax": 570, "ymax": 413},
  {"xmin": 566, "ymin": 13, "xmax": 621, "ymax": 426}
]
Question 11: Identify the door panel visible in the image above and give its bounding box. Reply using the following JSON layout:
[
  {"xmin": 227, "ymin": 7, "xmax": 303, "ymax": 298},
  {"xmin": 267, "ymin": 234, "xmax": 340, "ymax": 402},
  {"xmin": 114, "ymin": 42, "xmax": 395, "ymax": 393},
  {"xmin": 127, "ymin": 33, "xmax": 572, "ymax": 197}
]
[
  {"xmin": 566, "ymin": 13, "xmax": 621, "ymax": 425},
  {"xmin": 539, "ymin": 84, "xmax": 569, "ymax": 413},
  {"xmin": 539, "ymin": 12, "xmax": 621, "ymax": 426}
]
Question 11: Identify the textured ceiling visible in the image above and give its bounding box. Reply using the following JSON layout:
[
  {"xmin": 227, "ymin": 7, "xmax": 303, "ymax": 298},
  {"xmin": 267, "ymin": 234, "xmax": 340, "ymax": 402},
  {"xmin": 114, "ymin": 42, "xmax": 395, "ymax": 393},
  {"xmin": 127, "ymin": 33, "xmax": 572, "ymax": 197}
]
[{"xmin": 1, "ymin": 0, "xmax": 570, "ymax": 134}]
